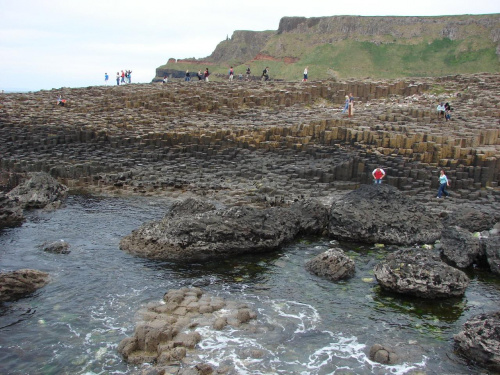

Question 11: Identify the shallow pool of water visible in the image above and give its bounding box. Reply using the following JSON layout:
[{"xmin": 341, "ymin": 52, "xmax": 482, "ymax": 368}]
[{"xmin": 0, "ymin": 194, "xmax": 499, "ymax": 374}]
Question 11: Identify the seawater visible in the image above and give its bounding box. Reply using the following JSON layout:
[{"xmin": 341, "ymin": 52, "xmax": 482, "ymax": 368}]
[{"xmin": 0, "ymin": 194, "xmax": 499, "ymax": 375}]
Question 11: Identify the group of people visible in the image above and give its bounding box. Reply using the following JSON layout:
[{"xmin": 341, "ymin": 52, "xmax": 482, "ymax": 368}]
[
  {"xmin": 371, "ymin": 167, "xmax": 451, "ymax": 198},
  {"xmin": 104, "ymin": 70, "xmax": 132, "ymax": 85},
  {"xmin": 342, "ymin": 93, "xmax": 355, "ymax": 116},
  {"xmin": 437, "ymin": 102, "xmax": 452, "ymax": 121}
]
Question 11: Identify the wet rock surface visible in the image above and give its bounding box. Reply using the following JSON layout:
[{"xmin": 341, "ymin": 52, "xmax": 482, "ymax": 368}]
[
  {"xmin": 329, "ymin": 184, "xmax": 442, "ymax": 245},
  {"xmin": 118, "ymin": 287, "xmax": 257, "ymax": 370},
  {"xmin": 483, "ymin": 234, "xmax": 500, "ymax": 275},
  {"xmin": 305, "ymin": 248, "xmax": 355, "ymax": 281},
  {"xmin": 40, "ymin": 240, "xmax": 71, "ymax": 254},
  {"xmin": 373, "ymin": 247, "xmax": 470, "ymax": 299},
  {"xmin": 6, "ymin": 172, "xmax": 68, "ymax": 209},
  {"xmin": 120, "ymin": 198, "xmax": 329, "ymax": 261},
  {"xmin": 440, "ymin": 226, "xmax": 482, "ymax": 268},
  {"xmin": 0, "ymin": 269, "xmax": 50, "ymax": 302},
  {"xmin": 369, "ymin": 344, "xmax": 399, "ymax": 365},
  {"xmin": 0, "ymin": 192, "xmax": 24, "ymax": 228},
  {"xmin": 454, "ymin": 311, "xmax": 500, "ymax": 372}
]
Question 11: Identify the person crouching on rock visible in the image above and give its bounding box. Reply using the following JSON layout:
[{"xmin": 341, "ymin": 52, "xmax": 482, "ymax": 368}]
[
  {"xmin": 57, "ymin": 95, "xmax": 66, "ymax": 106},
  {"xmin": 372, "ymin": 167, "xmax": 386, "ymax": 184}
]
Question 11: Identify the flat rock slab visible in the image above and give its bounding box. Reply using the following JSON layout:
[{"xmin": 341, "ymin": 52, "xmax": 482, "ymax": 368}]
[{"xmin": 329, "ymin": 184, "xmax": 443, "ymax": 245}]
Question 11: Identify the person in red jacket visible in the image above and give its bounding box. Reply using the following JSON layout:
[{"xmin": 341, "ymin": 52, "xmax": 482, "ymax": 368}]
[{"xmin": 372, "ymin": 167, "xmax": 386, "ymax": 184}]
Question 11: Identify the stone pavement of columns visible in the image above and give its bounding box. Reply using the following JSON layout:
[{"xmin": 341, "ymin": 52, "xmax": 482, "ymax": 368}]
[{"xmin": 0, "ymin": 74, "xmax": 499, "ymax": 210}]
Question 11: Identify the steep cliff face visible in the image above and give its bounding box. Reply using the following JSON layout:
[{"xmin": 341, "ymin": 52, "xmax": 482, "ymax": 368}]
[
  {"xmin": 277, "ymin": 15, "xmax": 500, "ymax": 41},
  {"xmin": 206, "ymin": 30, "xmax": 274, "ymax": 64},
  {"xmin": 153, "ymin": 14, "xmax": 500, "ymax": 82}
]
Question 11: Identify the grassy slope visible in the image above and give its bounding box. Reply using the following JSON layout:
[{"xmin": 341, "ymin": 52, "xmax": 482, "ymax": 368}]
[{"xmin": 156, "ymin": 16, "xmax": 500, "ymax": 81}]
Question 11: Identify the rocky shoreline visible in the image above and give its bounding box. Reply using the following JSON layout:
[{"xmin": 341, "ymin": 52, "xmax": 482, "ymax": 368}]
[{"xmin": 1, "ymin": 74, "xmax": 499, "ymax": 373}]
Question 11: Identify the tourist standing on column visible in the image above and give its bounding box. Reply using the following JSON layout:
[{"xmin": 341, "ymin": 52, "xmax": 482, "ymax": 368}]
[
  {"xmin": 204, "ymin": 68, "xmax": 210, "ymax": 82},
  {"xmin": 185, "ymin": 70, "xmax": 191, "ymax": 82},
  {"xmin": 104, "ymin": 73, "xmax": 109, "ymax": 85},
  {"xmin": 116, "ymin": 72, "xmax": 120, "ymax": 85},
  {"xmin": 348, "ymin": 93, "xmax": 354, "ymax": 117},
  {"xmin": 229, "ymin": 66, "xmax": 234, "ymax": 81},
  {"xmin": 303, "ymin": 66, "xmax": 308, "ymax": 82},
  {"xmin": 121, "ymin": 70, "xmax": 125, "ymax": 84},
  {"xmin": 372, "ymin": 167, "xmax": 386, "ymax": 184},
  {"xmin": 342, "ymin": 95, "xmax": 349, "ymax": 114},
  {"xmin": 246, "ymin": 66, "xmax": 251, "ymax": 80},
  {"xmin": 437, "ymin": 170, "xmax": 450, "ymax": 198}
]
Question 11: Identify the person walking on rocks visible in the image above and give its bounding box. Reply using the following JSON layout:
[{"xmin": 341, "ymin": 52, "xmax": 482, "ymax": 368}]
[
  {"xmin": 437, "ymin": 169, "xmax": 450, "ymax": 198},
  {"xmin": 246, "ymin": 66, "xmax": 251, "ymax": 80},
  {"xmin": 303, "ymin": 66, "xmax": 308, "ymax": 82},
  {"xmin": 204, "ymin": 68, "xmax": 210, "ymax": 82},
  {"xmin": 372, "ymin": 167, "xmax": 386, "ymax": 184},
  {"xmin": 185, "ymin": 70, "xmax": 191, "ymax": 82},
  {"xmin": 262, "ymin": 67, "xmax": 269, "ymax": 81},
  {"xmin": 104, "ymin": 73, "xmax": 109, "ymax": 85},
  {"xmin": 116, "ymin": 72, "xmax": 120, "ymax": 85},
  {"xmin": 229, "ymin": 66, "xmax": 234, "ymax": 81},
  {"xmin": 342, "ymin": 95, "xmax": 349, "ymax": 114},
  {"xmin": 348, "ymin": 93, "xmax": 354, "ymax": 117}
]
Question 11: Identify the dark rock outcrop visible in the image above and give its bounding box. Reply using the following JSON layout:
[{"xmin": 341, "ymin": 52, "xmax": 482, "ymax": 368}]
[
  {"xmin": 483, "ymin": 234, "xmax": 500, "ymax": 275},
  {"xmin": 305, "ymin": 248, "xmax": 355, "ymax": 281},
  {"xmin": 118, "ymin": 287, "xmax": 257, "ymax": 366},
  {"xmin": 0, "ymin": 192, "xmax": 24, "ymax": 229},
  {"xmin": 7, "ymin": 172, "xmax": 68, "ymax": 209},
  {"xmin": 41, "ymin": 240, "xmax": 71, "ymax": 254},
  {"xmin": 440, "ymin": 226, "xmax": 482, "ymax": 268},
  {"xmin": 329, "ymin": 184, "xmax": 442, "ymax": 245},
  {"xmin": 120, "ymin": 198, "xmax": 329, "ymax": 261},
  {"xmin": 444, "ymin": 207, "xmax": 500, "ymax": 233},
  {"xmin": 373, "ymin": 248, "xmax": 469, "ymax": 299},
  {"xmin": 369, "ymin": 344, "xmax": 399, "ymax": 365},
  {"xmin": 0, "ymin": 269, "xmax": 50, "ymax": 302},
  {"xmin": 454, "ymin": 311, "xmax": 500, "ymax": 372}
]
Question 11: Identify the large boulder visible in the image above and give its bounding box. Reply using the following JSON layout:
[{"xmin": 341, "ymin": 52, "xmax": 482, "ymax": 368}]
[
  {"xmin": 369, "ymin": 344, "xmax": 399, "ymax": 365},
  {"xmin": 373, "ymin": 248, "xmax": 469, "ymax": 299},
  {"xmin": 329, "ymin": 184, "xmax": 442, "ymax": 245},
  {"xmin": 0, "ymin": 192, "xmax": 25, "ymax": 229},
  {"xmin": 454, "ymin": 311, "xmax": 500, "ymax": 372},
  {"xmin": 0, "ymin": 269, "xmax": 50, "ymax": 302},
  {"xmin": 305, "ymin": 248, "xmax": 355, "ymax": 281},
  {"xmin": 120, "ymin": 198, "xmax": 329, "ymax": 261},
  {"xmin": 41, "ymin": 240, "xmax": 71, "ymax": 254},
  {"xmin": 7, "ymin": 172, "xmax": 68, "ymax": 209},
  {"xmin": 483, "ymin": 234, "xmax": 500, "ymax": 275},
  {"xmin": 440, "ymin": 226, "xmax": 482, "ymax": 268}
]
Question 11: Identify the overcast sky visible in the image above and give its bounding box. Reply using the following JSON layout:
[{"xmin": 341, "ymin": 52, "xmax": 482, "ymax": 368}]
[{"xmin": 0, "ymin": 0, "xmax": 498, "ymax": 92}]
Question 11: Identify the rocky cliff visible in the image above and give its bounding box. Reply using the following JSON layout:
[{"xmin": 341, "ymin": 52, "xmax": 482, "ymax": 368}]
[{"xmin": 153, "ymin": 14, "xmax": 500, "ymax": 81}]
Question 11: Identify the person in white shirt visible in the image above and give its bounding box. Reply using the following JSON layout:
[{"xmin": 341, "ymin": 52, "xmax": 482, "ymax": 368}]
[{"xmin": 437, "ymin": 103, "xmax": 445, "ymax": 119}]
